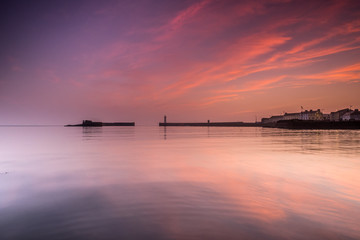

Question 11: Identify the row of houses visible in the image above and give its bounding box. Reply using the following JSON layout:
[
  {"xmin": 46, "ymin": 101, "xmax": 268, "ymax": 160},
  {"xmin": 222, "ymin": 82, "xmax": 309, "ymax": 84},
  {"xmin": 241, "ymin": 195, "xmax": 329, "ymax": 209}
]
[
  {"xmin": 262, "ymin": 108, "xmax": 360, "ymax": 124},
  {"xmin": 340, "ymin": 109, "xmax": 360, "ymax": 121}
]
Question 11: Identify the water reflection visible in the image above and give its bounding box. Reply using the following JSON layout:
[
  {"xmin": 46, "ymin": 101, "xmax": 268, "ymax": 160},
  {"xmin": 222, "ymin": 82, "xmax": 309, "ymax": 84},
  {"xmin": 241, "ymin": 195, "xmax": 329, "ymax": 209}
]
[
  {"xmin": 0, "ymin": 126, "xmax": 359, "ymax": 239},
  {"xmin": 163, "ymin": 126, "xmax": 167, "ymax": 140},
  {"xmin": 260, "ymin": 129, "xmax": 360, "ymax": 155},
  {"xmin": 82, "ymin": 127, "xmax": 103, "ymax": 141}
]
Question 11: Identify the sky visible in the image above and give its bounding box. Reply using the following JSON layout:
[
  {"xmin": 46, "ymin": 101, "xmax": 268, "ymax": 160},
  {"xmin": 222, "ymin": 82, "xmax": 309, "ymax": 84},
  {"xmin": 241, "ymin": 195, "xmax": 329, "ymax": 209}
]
[{"xmin": 1, "ymin": 0, "xmax": 360, "ymax": 125}]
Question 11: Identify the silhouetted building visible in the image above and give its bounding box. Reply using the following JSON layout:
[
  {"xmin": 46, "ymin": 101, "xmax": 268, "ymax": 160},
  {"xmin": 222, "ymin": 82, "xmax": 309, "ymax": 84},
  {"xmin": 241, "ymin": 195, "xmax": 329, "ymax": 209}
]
[
  {"xmin": 342, "ymin": 109, "xmax": 360, "ymax": 121},
  {"xmin": 330, "ymin": 109, "xmax": 351, "ymax": 121},
  {"xmin": 261, "ymin": 117, "xmax": 269, "ymax": 123},
  {"xmin": 323, "ymin": 114, "xmax": 330, "ymax": 121},
  {"xmin": 342, "ymin": 112, "xmax": 351, "ymax": 121},
  {"xmin": 283, "ymin": 112, "xmax": 301, "ymax": 120},
  {"xmin": 351, "ymin": 109, "xmax": 360, "ymax": 121},
  {"xmin": 261, "ymin": 115, "xmax": 283, "ymax": 123}
]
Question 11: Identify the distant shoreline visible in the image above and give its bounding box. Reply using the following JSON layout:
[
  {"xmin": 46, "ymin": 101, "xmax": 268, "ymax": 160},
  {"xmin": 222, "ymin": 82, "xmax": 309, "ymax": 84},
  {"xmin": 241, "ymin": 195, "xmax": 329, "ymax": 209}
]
[{"xmin": 2, "ymin": 120, "xmax": 360, "ymax": 130}]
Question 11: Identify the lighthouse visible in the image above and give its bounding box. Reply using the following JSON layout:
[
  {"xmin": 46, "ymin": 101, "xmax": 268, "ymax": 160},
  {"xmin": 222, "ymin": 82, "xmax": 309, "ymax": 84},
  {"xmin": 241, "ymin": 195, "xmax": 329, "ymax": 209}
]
[{"xmin": 164, "ymin": 115, "xmax": 167, "ymax": 125}]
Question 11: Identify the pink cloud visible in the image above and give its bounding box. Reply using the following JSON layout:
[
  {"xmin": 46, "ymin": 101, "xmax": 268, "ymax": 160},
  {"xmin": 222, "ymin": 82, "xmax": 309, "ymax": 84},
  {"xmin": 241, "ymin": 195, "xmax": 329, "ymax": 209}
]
[
  {"xmin": 151, "ymin": 0, "xmax": 212, "ymax": 42},
  {"xmin": 157, "ymin": 33, "xmax": 292, "ymax": 99},
  {"xmin": 296, "ymin": 63, "xmax": 360, "ymax": 85},
  {"xmin": 219, "ymin": 75, "xmax": 287, "ymax": 94},
  {"xmin": 200, "ymin": 94, "xmax": 240, "ymax": 106}
]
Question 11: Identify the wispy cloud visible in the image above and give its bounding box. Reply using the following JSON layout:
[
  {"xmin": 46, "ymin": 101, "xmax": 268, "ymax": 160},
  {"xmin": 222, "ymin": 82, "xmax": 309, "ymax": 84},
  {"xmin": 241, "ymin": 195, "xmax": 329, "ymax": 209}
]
[{"xmin": 296, "ymin": 63, "xmax": 360, "ymax": 85}]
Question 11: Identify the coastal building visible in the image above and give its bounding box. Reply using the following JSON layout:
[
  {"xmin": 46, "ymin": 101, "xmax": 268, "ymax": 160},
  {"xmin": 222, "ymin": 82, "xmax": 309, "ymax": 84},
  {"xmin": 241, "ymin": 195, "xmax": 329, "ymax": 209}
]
[
  {"xmin": 341, "ymin": 109, "xmax": 360, "ymax": 121},
  {"xmin": 323, "ymin": 114, "xmax": 330, "ymax": 121},
  {"xmin": 330, "ymin": 109, "xmax": 351, "ymax": 121},
  {"xmin": 261, "ymin": 115, "xmax": 284, "ymax": 123},
  {"xmin": 262, "ymin": 109, "xmax": 323, "ymax": 123},
  {"xmin": 283, "ymin": 112, "xmax": 301, "ymax": 120},
  {"xmin": 350, "ymin": 109, "xmax": 360, "ymax": 120},
  {"xmin": 350, "ymin": 109, "xmax": 360, "ymax": 121},
  {"xmin": 261, "ymin": 117, "xmax": 269, "ymax": 123},
  {"xmin": 342, "ymin": 112, "xmax": 351, "ymax": 121},
  {"xmin": 300, "ymin": 109, "xmax": 323, "ymax": 121},
  {"xmin": 263, "ymin": 106, "xmax": 357, "ymax": 124}
]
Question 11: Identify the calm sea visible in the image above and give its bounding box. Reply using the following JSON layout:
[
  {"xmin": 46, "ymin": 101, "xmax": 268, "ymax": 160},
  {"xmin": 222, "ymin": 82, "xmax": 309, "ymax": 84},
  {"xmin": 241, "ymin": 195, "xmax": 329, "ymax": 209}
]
[{"xmin": 0, "ymin": 126, "xmax": 360, "ymax": 240}]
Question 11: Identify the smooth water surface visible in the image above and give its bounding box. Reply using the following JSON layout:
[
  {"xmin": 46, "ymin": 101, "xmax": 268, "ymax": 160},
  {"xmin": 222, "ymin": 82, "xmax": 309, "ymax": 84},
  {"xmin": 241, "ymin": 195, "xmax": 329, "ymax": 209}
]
[{"xmin": 1, "ymin": 126, "xmax": 360, "ymax": 239}]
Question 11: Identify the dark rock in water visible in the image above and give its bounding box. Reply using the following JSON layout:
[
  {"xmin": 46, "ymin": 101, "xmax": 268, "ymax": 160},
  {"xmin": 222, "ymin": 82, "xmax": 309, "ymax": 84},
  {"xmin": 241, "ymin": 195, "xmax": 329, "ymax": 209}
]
[
  {"xmin": 82, "ymin": 120, "xmax": 103, "ymax": 126},
  {"xmin": 65, "ymin": 120, "xmax": 135, "ymax": 127}
]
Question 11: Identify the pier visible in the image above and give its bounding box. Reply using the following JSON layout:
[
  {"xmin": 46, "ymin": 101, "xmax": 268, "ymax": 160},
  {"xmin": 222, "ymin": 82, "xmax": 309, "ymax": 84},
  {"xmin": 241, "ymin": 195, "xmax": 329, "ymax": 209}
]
[{"xmin": 159, "ymin": 116, "xmax": 261, "ymax": 127}]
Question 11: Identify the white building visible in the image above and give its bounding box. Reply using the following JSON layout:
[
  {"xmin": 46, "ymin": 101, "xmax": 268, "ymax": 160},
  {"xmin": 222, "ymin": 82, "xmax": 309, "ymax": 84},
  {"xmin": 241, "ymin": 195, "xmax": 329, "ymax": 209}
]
[
  {"xmin": 300, "ymin": 109, "xmax": 323, "ymax": 121},
  {"xmin": 330, "ymin": 109, "xmax": 351, "ymax": 121}
]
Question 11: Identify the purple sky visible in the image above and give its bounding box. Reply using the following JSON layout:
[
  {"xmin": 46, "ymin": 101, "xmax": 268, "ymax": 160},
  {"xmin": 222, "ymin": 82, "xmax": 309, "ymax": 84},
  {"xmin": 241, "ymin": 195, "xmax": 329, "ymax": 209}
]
[{"xmin": 1, "ymin": 0, "xmax": 360, "ymax": 124}]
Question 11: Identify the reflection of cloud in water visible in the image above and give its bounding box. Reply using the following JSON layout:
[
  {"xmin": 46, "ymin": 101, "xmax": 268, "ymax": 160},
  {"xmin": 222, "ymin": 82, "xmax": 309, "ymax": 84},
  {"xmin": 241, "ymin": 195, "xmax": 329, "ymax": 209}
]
[
  {"xmin": 0, "ymin": 182, "xmax": 359, "ymax": 240},
  {"xmin": 1, "ymin": 126, "xmax": 360, "ymax": 239},
  {"xmin": 82, "ymin": 127, "xmax": 136, "ymax": 141}
]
